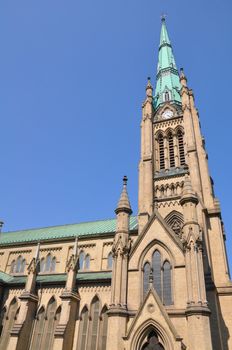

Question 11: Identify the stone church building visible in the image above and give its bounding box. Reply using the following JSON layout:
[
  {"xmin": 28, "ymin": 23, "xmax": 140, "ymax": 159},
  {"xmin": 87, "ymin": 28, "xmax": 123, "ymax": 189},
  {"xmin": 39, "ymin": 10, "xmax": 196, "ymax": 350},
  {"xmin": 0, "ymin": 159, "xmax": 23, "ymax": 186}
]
[{"xmin": 0, "ymin": 18, "xmax": 231, "ymax": 350}]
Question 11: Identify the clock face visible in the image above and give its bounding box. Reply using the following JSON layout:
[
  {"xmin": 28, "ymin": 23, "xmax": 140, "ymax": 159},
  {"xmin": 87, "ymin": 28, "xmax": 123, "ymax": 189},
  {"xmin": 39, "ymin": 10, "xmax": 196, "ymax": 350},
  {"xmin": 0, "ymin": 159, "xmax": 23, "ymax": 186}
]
[{"xmin": 162, "ymin": 109, "xmax": 174, "ymax": 119}]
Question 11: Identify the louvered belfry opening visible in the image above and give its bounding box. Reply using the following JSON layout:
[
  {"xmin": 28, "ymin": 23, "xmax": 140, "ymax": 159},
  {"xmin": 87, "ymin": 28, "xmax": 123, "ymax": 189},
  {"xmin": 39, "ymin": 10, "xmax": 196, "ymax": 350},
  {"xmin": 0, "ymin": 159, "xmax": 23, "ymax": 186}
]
[
  {"xmin": 168, "ymin": 133, "xmax": 175, "ymax": 168},
  {"xmin": 158, "ymin": 134, "xmax": 165, "ymax": 170},
  {"xmin": 177, "ymin": 130, "xmax": 185, "ymax": 166}
]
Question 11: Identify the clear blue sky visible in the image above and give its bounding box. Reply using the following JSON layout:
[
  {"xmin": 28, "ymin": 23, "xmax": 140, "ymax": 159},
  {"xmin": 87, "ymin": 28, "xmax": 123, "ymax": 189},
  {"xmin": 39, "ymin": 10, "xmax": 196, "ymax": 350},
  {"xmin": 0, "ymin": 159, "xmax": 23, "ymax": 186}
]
[{"xmin": 0, "ymin": 1, "xmax": 231, "ymax": 268}]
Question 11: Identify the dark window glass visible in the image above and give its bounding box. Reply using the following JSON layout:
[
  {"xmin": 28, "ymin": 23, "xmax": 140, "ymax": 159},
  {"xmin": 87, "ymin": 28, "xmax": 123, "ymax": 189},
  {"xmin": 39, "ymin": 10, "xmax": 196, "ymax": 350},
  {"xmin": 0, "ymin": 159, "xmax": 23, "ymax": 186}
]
[
  {"xmin": 143, "ymin": 262, "xmax": 151, "ymax": 297},
  {"xmin": 152, "ymin": 251, "xmax": 162, "ymax": 299},
  {"xmin": 177, "ymin": 131, "xmax": 185, "ymax": 166},
  {"xmin": 158, "ymin": 135, "xmax": 165, "ymax": 170},
  {"xmin": 168, "ymin": 133, "xmax": 175, "ymax": 168},
  {"xmin": 163, "ymin": 261, "xmax": 172, "ymax": 305}
]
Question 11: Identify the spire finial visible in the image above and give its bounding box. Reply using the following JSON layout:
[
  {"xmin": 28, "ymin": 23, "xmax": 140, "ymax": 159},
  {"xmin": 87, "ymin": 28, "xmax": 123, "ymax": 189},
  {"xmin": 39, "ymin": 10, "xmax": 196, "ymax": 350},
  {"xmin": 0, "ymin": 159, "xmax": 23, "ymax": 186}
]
[
  {"xmin": 123, "ymin": 175, "xmax": 128, "ymax": 186},
  {"xmin": 161, "ymin": 13, "xmax": 167, "ymax": 22},
  {"xmin": 146, "ymin": 77, "xmax": 153, "ymax": 97},
  {"xmin": 115, "ymin": 176, "xmax": 132, "ymax": 215}
]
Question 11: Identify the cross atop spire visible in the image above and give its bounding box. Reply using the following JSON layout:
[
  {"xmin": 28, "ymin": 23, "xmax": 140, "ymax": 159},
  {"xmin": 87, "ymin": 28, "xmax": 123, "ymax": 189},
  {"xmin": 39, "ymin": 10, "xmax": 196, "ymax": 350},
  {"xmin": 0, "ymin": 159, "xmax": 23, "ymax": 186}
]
[{"xmin": 153, "ymin": 18, "xmax": 182, "ymax": 109}]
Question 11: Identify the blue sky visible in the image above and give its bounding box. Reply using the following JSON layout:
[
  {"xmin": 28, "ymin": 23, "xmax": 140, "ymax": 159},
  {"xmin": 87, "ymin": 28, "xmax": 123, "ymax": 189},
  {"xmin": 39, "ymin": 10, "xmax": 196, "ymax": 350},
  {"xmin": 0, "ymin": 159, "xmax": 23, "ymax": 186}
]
[{"xmin": 0, "ymin": 1, "xmax": 231, "ymax": 268}]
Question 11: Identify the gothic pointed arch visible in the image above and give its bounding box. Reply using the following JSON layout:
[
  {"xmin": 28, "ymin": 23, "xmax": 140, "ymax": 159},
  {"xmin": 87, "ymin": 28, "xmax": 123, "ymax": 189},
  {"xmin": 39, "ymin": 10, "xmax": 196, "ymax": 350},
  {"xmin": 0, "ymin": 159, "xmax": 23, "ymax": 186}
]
[
  {"xmin": 165, "ymin": 210, "xmax": 184, "ymax": 237},
  {"xmin": 86, "ymin": 295, "xmax": 101, "ymax": 350},
  {"xmin": 140, "ymin": 328, "xmax": 165, "ymax": 349},
  {"xmin": 29, "ymin": 306, "xmax": 46, "ymax": 350},
  {"xmin": 98, "ymin": 304, "xmax": 108, "ymax": 350},
  {"xmin": 77, "ymin": 305, "xmax": 89, "ymax": 350},
  {"xmin": 0, "ymin": 297, "xmax": 18, "ymax": 349}
]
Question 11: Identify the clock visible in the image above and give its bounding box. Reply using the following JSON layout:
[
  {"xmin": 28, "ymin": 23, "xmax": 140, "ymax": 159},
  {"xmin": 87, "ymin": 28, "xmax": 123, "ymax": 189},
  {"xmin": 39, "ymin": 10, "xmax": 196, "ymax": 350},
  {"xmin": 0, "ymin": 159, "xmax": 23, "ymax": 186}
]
[{"xmin": 162, "ymin": 109, "xmax": 174, "ymax": 119}]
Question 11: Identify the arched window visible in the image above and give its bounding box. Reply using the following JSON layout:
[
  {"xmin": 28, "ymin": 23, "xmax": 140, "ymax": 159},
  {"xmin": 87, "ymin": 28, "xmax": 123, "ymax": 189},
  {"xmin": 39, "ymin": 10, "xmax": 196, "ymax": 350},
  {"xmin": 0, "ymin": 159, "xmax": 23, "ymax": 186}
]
[
  {"xmin": 10, "ymin": 260, "xmax": 16, "ymax": 273},
  {"xmin": 0, "ymin": 298, "xmax": 18, "ymax": 349},
  {"xmin": 177, "ymin": 130, "xmax": 185, "ymax": 166},
  {"xmin": 87, "ymin": 297, "xmax": 100, "ymax": 350},
  {"xmin": 84, "ymin": 254, "xmax": 90, "ymax": 270},
  {"xmin": 29, "ymin": 306, "xmax": 45, "ymax": 350},
  {"xmin": 12, "ymin": 256, "xmax": 26, "ymax": 274},
  {"xmin": 143, "ymin": 262, "xmax": 151, "ymax": 297},
  {"xmin": 152, "ymin": 251, "xmax": 162, "ymax": 299},
  {"xmin": 45, "ymin": 254, "xmax": 52, "ymax": 272},
  {"xmin": 40, "ymin": 258, "xmax": 45, "ymax": 273},
  {"xmin": 77, "ymin": 306, "xmax": 89, "ymax": 350},
  {"xmin": 79, "ymin": 251, "xmax": 85, "ymax": 270},
  {"xmin": 168, "ymin": 133, "xmax": 175, "ymax": 168},
  {"xmin": 43, "ymin": 298, "xmax": 57, "ymax": 349},
  {"xmin": 107, "ymin": 252, "xmax": 113, "ymax": 269},
  {"xmin": 163, "ymin": 261, "xmax": 172, "ymax": 305},
  {"xmin": 158, "ymin": 134, "xmax": 165, "ymax": 171},
  {"xmin": 40, "ymin": 254, "xmax": 56, "ymax": 273},
  {"xmin": 51, "ymin": 257, "xmax": 56, "ymax": 272},
  {"xmin": 98, "ymin": 306, "xmax": 108, "ymax": 350}
]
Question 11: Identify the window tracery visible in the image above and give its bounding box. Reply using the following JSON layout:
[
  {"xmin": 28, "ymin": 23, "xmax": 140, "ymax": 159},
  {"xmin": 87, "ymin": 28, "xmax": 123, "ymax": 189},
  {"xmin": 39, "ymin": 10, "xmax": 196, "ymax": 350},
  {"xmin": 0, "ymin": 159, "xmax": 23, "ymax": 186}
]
[
  {"xmin": 40, "ymin": 254, "xmax": 56, "ymax": 273},
  {"xmin": 29, "ymin": 298, "xmax": 59, "ymax": 350},
  {"xmin": 77, "ymin": 297, "xmax": 108, "ymax": 350},
  {"xmin": 143, "ymin": 250, "xmax": 173, "ymax": 305},
  {"xmin": 165, "ymin": 210, "xmax": 184, "ymax": 237},
  {"xmin": 10, "ymin": 256, "xmax": 26, "ymax": 274},
  {"xmin": 78, "ymin": 251, "xmax": 91, "ymax": 270}
]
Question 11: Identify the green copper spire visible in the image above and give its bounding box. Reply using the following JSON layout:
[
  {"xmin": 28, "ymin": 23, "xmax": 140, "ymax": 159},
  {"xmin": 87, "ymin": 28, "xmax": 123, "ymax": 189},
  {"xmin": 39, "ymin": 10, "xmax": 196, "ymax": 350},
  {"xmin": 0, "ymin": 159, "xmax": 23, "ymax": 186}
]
[{"xmin": 153, "ymin": 17, "xmax": 182, "ymax": 109}]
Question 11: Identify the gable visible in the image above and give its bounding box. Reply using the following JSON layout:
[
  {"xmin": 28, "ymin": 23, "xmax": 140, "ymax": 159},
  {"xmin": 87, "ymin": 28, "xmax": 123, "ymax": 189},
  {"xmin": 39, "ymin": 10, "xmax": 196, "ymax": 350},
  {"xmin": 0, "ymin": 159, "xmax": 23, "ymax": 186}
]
[
  {"xmin": 124, "ymin": 289, "xmax": 184, "ymax": 350},
  {"xmin": 129, "ymin": 211, "xmax": 184, "ymax": 270}
]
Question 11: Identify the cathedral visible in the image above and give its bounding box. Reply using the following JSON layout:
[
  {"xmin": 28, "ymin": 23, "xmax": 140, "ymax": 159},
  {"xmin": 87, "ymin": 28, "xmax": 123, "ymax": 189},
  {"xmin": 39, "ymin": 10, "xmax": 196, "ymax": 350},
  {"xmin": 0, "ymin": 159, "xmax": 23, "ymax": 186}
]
[{"xmin": 0, "ymin": 17, "xmax": 232, "ymax": 350}]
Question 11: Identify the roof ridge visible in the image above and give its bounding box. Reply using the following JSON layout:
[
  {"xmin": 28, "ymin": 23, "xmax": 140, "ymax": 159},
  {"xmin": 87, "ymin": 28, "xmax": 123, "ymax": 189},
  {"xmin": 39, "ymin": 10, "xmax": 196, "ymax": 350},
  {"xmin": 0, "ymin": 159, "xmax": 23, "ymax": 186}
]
[{"xmin": 2, "ymin": 215, "xmax": 137, "ymax": 235}]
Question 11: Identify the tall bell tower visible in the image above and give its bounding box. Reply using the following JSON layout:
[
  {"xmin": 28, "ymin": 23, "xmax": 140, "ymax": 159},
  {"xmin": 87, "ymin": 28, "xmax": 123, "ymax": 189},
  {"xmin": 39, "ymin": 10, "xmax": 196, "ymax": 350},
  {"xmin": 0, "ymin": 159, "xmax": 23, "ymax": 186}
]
[{"xmin": 138, "ymin": 17, "xmax": 232, "ymax": 349}]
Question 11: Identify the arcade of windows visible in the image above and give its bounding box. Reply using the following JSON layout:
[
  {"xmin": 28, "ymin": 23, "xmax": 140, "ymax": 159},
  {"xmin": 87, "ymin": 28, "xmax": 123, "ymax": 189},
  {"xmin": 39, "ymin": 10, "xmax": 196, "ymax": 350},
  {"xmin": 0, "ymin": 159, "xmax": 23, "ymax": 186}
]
[
  {"xmin": 10, "ymin": 256, "xmax": 26, "ymax": 274},
  {"xmin": 0, "ymin": 295, "xmax": 108, "ymax": 350},
  {"xmin": 156, "ymin": 128, "xmax": 185, "ymax": 171},
  {"xmin": 143, "ymin": 250, "xmax": 172, "ymax": 305}
]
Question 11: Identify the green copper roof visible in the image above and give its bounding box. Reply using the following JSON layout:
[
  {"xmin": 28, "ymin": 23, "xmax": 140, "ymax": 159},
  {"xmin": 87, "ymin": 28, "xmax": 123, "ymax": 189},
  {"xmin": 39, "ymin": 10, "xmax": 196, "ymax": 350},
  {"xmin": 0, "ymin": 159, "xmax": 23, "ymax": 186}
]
[
  {"xmin": 0, "ymin": 216, "xmax": 138, "ymax": 245},
  {"xmin": 153, "ymin": 18, "xmax": 182, "ymax": 109},
  {"xmin": 0, "ymin": 271, "xmax": 111, "ymax": 285}
]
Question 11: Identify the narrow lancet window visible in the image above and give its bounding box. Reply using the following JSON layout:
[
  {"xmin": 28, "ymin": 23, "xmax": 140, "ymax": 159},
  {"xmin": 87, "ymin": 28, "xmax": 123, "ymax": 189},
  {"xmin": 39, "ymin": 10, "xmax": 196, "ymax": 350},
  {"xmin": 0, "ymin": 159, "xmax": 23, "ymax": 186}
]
[
  {"xmin": 177, "ymin": 131, "xmax": 185, "ymax": 166},
  {"xmin": 152, "ymin": 251, "xmax": 162, "ymax": 299},
  {"xmin": 168, "ymin": 133, "xmax": 175, "ymax": 168},
  {"xmin": 163, "ymin": 261, "xmax": 172, "ymax": 305},
  {"xmin": 143, "ymin": 262, "xmax": 151, "ymax": 297},
  {"xmin": 158, "ymin": 135, "xmax": 165, "ymax": 170}
]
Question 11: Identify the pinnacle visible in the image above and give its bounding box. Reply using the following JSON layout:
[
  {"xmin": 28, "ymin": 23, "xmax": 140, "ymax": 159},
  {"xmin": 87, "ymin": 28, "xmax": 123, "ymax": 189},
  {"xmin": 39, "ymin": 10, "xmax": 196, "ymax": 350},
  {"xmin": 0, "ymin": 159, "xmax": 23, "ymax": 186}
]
[
  {"xmin": 146, "ymin": 77, "xmax": 153, "ymax": 97},
  {"xmin": 115, "ymin": 176, "xmax": 132, "ymax": 215},
  {"xmin": 180, "ymin": 175, "xmax": 198, "ymax": 205},
  {"xmin": 180, "ymin": 68, "xmax": 188, "ymax": 87}
]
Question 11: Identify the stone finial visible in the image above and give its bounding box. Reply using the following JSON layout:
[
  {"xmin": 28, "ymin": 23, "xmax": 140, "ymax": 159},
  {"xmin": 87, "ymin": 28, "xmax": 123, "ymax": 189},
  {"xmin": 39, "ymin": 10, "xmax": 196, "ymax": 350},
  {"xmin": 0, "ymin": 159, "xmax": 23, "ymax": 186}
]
[
  {"xmin": 115, "ymin": 176, "xmax": 132, "ymax": 215},
  {"xmin": 146, "ymin": 77, "xmax": 153, "ymax": 98},
  {"xmin": 180, "ymin": 174, "xmax": 198, "ymax": 206},
  {"xmin": 180, "ymin": 68, "xmax": 188, "ymax": 87}
]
